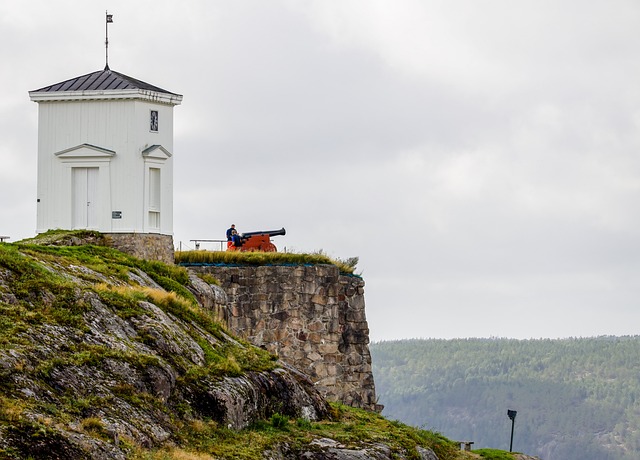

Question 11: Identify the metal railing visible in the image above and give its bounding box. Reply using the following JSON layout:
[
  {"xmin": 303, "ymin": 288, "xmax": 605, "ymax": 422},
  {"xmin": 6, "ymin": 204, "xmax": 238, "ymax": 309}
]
[{"xmin": 185, "ymin": 239, "xmax": 227, "ymax": 251}]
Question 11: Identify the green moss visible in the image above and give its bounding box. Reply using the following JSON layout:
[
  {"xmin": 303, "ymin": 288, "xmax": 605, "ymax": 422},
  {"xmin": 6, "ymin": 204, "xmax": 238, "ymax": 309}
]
[
  {"xmin": 18, "ymin": 229, "xmax": 106, "ymax": 246},
  {"xmin": 0, "ymin": 303, "xmax": 35, "ymax": 347},
  {"xmin": 138, "ymin": 402, "xmax": 462, "ymax": 460},
  {"xmin": 36, "ymin": 344, "xmax": 162, "ymax": 379},
  {"xmin": 61, "ymin": 394, "xmax": 111, "ymax": 415},
  {"xmin": 112, "ymin": 383, "xmax": 163, "ymax": 409},
  {"xmin": 15, "ymin": 235, "xmax": 192, "ymax": 293},
  {"xmin": 80, "ymin": 416, "xmax": 109, "ymax": 438},
  {"xmin": 94, "ymin": 285, "xmax": 147, "ymax": 319},
  {"xmin": 197, "ymin": 273, "xmax": 220, "ymax": 286},
  {"xmin": 0, "ymin": 245, "xmax": 92, "ymax": 334},
  {"xmin": 474, "ymin": 448, "xmax": 518, "ymax": 459},
  {"xmin": 0, "ymin": 244, "xmax": 65, "ymax": 298},
  {"xmin": 181, "ymin": 341, "xmax": 276, "ymax": 386},
  {"xmin": 270, "ymin": 412, "xmax": 289, "ymax": 429},
  {"xmin": 138, "ymin": 258, "xmax": 190, "ymax": 285},
  {"xmin": 19, "ymin": 244, "xmax": 132, "ymax": 281}
]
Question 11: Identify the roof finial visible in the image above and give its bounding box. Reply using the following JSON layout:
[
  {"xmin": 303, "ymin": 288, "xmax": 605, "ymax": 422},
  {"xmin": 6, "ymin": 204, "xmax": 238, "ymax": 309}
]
[{"xmin": 105, "ymin": 11, "xmax": 113, "ymax": 71}]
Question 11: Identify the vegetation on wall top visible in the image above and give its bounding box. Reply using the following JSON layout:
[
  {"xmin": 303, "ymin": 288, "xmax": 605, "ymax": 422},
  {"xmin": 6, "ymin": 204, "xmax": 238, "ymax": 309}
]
[{"xmin": 175, "ymin": 249, "xmax": 359, "ymax": 275}]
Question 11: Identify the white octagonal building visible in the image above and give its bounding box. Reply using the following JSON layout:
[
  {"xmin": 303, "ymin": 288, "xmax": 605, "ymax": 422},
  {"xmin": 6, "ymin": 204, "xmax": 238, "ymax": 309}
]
[{"xmin": 29, "ymin": 68, "xmax": 182, "ymax": 261}]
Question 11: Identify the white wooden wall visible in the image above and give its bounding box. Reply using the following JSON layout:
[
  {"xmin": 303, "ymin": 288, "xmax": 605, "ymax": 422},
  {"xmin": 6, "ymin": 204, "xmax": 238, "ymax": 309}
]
[{"xmin": 35, "ymin": 97, "xmax": 175, "ymax": 235}]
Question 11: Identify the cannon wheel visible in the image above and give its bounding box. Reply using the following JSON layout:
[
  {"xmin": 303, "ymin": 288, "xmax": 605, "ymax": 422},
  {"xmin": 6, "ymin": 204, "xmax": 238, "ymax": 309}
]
[{"xmin": 261, "ymin": 242, "xmax": 277, "ymax": 252}]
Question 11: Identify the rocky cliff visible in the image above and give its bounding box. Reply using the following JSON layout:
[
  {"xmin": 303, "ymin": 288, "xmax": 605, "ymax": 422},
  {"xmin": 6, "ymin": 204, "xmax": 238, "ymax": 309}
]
[
  {"xmin": 0, "ymin": 240, "xmax": 331, "ymax": 459},
  {"xmin": 0, "ymin": 233, "xmax": 538, "ymax": 459},
  {"xmin": 0, "ymin": 239, "xmax": 470, "ymax": 460}
]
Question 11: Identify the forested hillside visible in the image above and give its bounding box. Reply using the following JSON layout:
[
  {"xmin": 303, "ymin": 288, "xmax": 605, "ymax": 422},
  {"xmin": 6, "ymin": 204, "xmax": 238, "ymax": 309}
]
[{"xmin": 371, "ymin": 337, "xmax": 640, "ymax": 460}]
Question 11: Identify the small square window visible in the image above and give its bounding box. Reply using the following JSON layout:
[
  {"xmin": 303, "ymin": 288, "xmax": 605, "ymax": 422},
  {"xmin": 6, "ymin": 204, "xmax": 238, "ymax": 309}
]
[{"xmin": 150, "ymin": 110, "xmax": 159, "ymax": 132}]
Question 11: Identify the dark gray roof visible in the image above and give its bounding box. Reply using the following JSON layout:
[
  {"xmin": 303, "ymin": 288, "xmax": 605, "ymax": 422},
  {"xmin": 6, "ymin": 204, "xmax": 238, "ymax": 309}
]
[{"xmin": 31, "ymin": 68, "xmax": 180, "ymax": 96}]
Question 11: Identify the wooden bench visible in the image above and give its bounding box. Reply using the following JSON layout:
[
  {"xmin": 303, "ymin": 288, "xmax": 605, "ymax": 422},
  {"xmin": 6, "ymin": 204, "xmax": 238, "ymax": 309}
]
[{"xmin": 456, "ymin": 441, "xmax": 474, "ymax": 451}]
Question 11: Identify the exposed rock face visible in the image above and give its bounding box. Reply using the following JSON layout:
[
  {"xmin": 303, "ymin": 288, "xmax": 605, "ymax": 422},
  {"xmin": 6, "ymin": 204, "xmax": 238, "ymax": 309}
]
[
  {"xmin": 265, "ymin": 439, "xmax": 440, "ymax": 459},
  {"xmin": 183, "ymin": 365, "xmax": 327, "ymax": 431},
  {"xmin": 0, "ymin": 251, "xmax": 329, "ymax": 458},
  {"xmin": 189, "ymin": 265, "xmax": 379, "ymax": 411},
  {"xmin": 187, "ymin": 271, "xmax": 228, "ymax": 322},
  {"xmin": 0, "ymin": 240, "xmax": 535, "ymax": 459}
]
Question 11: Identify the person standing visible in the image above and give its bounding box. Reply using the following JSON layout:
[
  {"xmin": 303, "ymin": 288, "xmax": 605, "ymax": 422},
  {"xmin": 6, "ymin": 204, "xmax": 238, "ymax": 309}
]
[
  {"xmin": 226, "ymin": 224, "xmax": 241, "ymax": 249},
  {"xmin": 226, "ymin": 224, "xmax": 236, "ymax": 242}
]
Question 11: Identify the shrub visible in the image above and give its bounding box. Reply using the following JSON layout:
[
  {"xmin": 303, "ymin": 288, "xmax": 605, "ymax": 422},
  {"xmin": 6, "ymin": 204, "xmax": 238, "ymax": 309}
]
[
  {"xmin": 475, "ymin": 449, "xmax": 516, "ymax": 459},
  {"xmin": 80, "ymin": 417, "xmax": 107, "ymax": 436},
  {"xmin": 270, "ymin": 412, "xmax": 289, "ymax": 429},
  {"xmin": 197, "ymin": 273, "xmax": 220, "ymax": 286},
  {"xmin": 296, "ymin": 418, "xmax": 312, "ymax": 429}
]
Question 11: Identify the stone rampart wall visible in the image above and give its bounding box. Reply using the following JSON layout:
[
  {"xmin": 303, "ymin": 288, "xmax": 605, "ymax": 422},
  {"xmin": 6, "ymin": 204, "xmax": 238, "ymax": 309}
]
[
  {"xmin": 105, "ymin": 233, "xmax": 174, "ymax": 264},
  {"xmin": 189, "ymin": 264, "xmax": 378, "ymax": 411}
]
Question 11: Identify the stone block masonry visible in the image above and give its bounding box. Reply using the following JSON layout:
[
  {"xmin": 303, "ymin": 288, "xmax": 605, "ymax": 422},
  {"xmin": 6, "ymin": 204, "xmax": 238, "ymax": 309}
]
[
  {"xmin": 189, "ymin": 264, "xmax": 379, "ymax": 412},
  {"xmin": 105, "ymin": 233, "xmax": 175, "ymax": 264}
]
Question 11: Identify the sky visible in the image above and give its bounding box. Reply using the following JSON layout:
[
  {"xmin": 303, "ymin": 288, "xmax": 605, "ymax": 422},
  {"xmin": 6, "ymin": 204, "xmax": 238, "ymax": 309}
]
[{"xmin": 1, "ymin": 0, "xmax": 639, "ymax": 341}]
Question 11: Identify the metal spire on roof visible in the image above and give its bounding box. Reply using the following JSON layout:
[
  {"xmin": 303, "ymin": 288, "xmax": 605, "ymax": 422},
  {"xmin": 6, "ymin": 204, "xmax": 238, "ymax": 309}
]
[{"xmin": 105, "ymin": 11, "xmax": 113, "ymax": 71}]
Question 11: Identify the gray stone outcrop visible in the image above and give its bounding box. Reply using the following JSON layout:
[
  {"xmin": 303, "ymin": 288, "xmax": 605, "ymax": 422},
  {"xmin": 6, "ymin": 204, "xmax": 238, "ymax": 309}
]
[
  {"xmin": 264, "ymin": 438, "xmax": 440, "ymax": 459},
  {"xmin": 0, "ymin": 261, "xmax": 329, "ymax": 458},
  {"xmin": 187, "ymin": 271, "xmax": 228, "ymax": 322}
]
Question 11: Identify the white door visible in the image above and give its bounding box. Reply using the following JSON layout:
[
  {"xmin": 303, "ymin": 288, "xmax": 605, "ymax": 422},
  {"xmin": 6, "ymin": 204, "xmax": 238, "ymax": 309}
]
[
  {"xmin": 148, "ymin": 167, "xmax": 161, "ymax": 230},
  {"xmin": 72, "ymin": 167, "xmax": 99, "ymax": 229}
]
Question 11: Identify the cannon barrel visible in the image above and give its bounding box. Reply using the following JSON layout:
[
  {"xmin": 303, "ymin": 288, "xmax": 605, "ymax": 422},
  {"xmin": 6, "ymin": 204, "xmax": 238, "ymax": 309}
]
[{"xmin": 240, "ymin": 227, "xmax": 286, "ymax": 239}]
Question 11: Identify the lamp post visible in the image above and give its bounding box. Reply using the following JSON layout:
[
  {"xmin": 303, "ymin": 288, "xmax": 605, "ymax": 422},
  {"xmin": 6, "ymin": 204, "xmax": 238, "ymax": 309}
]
[{"xmin": 507, "ymin": 409, "xmax": 517, "ymax": 452}]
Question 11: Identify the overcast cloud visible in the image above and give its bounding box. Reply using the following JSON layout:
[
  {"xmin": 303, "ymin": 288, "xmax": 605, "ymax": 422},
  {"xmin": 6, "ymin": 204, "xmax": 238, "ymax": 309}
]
[{"xmin": 1, "ymin": 0, "xmax": 639, "ymax": 340}]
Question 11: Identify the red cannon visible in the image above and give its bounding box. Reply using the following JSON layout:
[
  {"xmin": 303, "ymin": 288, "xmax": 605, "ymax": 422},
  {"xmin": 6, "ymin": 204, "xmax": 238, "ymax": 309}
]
[{"xmin": 228, "ymin": 227, "xmax": 286, "ymax": 252}]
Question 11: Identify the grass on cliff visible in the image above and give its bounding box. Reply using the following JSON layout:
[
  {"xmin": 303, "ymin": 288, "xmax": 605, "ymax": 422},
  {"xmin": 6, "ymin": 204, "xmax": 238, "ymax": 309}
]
[
  {"xmin": 0, "ymin": 234, "xmax": 284, "ymax": 457},
  {"xmin": 473, "ymin": 449, "xmax": 522, "ymax": 459},
  {"xmin": 0, "ymin": 242, "xmax": 92, "ymax": 335},
  {"xmin": 0, "ymin": 233, "xmax": 514, "ymax": 460},
  {"xmin": 131, "ymin": 402, "xmax": 472, "ymax": 460},
  {"xmin": 0, "ymin": 239, "xmax": 196, "ymax": 334},
  {"xmin": 13, "ymin": 230, "xmax": 191, "ymax": 298},
  {"xmin": 175, "ymin": 250, "xmax": 359, "ymax": 275},
  {"xmin": 0, "ymin": 234, "xmax": 276, "ymax": 378}
]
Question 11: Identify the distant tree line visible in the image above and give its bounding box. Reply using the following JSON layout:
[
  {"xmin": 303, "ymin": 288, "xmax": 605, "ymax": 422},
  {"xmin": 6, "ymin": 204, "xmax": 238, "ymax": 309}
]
[{"xmin": 370, "ymin": 337, "xmax": 640, "ymax": 460}]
